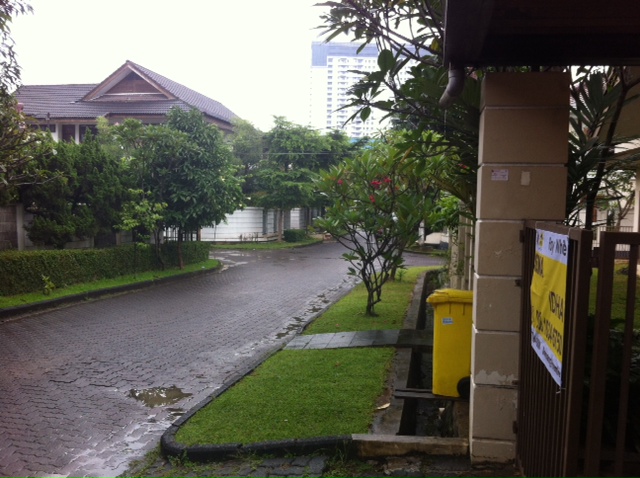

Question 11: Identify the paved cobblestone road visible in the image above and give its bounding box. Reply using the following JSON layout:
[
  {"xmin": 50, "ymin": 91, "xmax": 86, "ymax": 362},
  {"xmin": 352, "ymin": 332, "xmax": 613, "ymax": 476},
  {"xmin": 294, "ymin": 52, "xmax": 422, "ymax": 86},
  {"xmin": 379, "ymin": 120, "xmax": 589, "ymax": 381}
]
[{"xmin": 0, "ymin": 242, "xmax": 441, "ymax": 477}]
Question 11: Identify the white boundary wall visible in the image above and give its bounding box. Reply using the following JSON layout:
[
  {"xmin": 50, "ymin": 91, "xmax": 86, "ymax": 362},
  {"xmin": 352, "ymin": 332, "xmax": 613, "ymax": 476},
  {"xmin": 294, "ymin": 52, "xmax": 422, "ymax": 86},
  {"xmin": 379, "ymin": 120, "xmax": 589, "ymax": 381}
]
[{"xmin": 200, "ymin": 207, "xmax": 281, "ymax": 243}]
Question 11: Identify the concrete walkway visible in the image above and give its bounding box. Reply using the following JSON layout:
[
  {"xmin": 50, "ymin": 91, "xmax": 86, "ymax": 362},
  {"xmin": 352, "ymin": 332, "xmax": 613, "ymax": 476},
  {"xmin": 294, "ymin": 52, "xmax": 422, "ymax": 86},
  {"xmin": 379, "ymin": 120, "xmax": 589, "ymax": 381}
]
[{"xmin": 285, "ymin": 329, "xmax": 432, "ymax": 351}]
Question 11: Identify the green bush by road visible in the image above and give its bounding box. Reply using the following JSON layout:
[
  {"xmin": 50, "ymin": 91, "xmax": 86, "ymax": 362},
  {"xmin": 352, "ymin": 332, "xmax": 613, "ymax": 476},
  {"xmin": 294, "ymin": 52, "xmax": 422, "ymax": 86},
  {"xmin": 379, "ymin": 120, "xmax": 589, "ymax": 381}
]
[
  {"xmin": 0, "ymin": 241, "xmax": 210, "ymax": 296},
  {"xmin": 0, "ymin": 258, "xmax": 219, "ymax": 309}
]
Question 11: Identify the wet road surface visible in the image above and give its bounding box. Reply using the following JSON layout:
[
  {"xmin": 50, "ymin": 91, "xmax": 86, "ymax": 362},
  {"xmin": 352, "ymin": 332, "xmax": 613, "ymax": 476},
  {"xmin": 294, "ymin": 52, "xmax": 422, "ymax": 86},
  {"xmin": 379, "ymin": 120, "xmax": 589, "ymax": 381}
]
[{"xmin": 0, "ymin": 242, "xmax": 442, "ymax": 477}]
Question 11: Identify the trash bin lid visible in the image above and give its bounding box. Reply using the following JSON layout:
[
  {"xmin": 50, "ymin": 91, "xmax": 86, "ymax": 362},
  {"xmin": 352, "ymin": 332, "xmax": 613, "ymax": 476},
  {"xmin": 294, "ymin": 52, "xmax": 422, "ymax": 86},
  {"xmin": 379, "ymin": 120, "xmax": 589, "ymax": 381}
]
[{"xmin": 426, "ymin": 288, "xmax": 474, "ymax": 304}]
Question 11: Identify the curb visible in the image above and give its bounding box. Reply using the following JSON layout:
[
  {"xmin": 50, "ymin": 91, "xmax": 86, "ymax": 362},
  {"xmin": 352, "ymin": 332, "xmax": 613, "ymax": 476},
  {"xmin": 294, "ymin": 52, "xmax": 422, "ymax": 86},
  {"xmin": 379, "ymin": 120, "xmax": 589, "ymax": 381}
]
[
  {"xmin": 162, "ymin": 430, "xmax": 353, "ymax": 462},
  {"xmin": 0, "ymin": 265, "xmax": 221, "ymax": 321}
]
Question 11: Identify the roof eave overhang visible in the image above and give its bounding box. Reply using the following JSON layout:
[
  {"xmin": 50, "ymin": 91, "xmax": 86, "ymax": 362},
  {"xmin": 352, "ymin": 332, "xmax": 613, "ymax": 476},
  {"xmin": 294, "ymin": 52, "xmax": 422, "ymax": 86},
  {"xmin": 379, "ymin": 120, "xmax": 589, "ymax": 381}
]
[{"xmin": 443, "ymin": 0, "xmax": 640, "ymax": 68}]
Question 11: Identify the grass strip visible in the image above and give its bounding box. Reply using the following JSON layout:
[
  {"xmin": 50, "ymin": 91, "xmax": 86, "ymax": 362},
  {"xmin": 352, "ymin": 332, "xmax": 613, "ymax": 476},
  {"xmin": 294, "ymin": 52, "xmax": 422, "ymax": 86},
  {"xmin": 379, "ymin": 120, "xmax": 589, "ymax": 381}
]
[
  {"xmin": 304, "ymin": 266, "xmax": 439, "ymax": 334},
  {"xmin": 175, "ymin": 347, "xmax": 394, "ymax": 446},
  {"xmin": 211, "ymin": 237, "xmax": 322, "ymax": 250},
  {"xmin": 590, "ymin": 261, "xmax": 640, "ymax": 328},
  {"xmin": 0, "ymin": 259, "xmax": 220, "ymax": 309}
]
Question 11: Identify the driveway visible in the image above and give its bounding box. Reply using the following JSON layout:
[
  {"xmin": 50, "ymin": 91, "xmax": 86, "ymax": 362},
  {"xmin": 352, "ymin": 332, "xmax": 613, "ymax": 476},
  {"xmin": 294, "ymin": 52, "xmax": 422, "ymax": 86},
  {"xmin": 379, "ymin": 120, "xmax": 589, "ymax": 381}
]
[{"xmin": 0, "ymin": 242, "xmax": 442, "ymax": 477}]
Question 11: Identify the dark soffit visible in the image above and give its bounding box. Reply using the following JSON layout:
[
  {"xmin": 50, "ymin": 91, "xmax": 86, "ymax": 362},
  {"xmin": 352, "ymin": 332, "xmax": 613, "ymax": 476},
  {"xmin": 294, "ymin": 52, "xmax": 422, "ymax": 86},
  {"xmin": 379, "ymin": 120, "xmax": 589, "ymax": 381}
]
[{"xmin": 443, "ymin": 0, "xmax": 640, "ymax": 68}]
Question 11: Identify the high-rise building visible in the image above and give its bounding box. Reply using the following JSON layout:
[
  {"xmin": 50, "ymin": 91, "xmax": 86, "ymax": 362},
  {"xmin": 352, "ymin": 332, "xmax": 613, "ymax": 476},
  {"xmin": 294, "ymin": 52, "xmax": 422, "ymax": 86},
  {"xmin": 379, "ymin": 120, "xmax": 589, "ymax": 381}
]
[{"xmin": 309, "ymin": 41, "xmax": 391, "ymax": 138}]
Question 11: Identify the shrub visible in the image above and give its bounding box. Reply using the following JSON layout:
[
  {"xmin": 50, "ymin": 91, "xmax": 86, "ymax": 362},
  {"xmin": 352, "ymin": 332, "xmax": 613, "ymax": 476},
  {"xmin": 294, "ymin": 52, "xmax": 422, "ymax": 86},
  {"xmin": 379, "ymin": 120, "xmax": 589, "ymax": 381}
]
[
  {"xmin": 161, "ymin": 241, "xmax": 210, "ymax": 266},
  {"xmin": 283, "ymin": 229, "xmax": 308, "ymax": 243},
  {"xmin": 0, "ymin": 241, "xmax": 210, "ymax": 296}
]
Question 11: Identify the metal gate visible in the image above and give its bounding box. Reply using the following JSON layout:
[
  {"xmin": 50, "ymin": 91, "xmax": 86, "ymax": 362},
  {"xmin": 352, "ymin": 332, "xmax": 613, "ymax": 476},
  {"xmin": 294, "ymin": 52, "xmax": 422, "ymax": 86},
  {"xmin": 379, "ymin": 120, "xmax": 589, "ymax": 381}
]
[
  {"xmin": 517, "ymin": 221, "xmax": 593, "ymax": 476},
  {"xmin": 519, "ymin": 223, "xmax": 640, "ymax": 476},
  {"xmin": 583, "ymin": 231, "xmax": 640, "ymax": 476}
]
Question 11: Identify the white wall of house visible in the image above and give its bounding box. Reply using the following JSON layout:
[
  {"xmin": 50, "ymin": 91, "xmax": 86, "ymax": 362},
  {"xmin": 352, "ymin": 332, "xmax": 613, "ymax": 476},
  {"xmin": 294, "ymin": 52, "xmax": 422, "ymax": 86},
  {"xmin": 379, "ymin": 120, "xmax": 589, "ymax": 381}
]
[
  {"xmin": 200, "ymin": 207, "xmax": 280, "ymax": 243},
  {"xmin": 200, "ymin": 207, "xmax": 312, "ymax": 243}
]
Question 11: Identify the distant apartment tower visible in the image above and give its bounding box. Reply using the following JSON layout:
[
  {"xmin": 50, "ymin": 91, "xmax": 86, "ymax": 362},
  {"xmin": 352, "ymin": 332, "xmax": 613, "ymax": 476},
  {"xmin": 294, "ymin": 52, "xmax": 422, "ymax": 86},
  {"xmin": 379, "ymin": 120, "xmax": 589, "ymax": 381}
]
[{"xmin": 310, "ymin": 41, "xmax": 387, "ymax": 138}]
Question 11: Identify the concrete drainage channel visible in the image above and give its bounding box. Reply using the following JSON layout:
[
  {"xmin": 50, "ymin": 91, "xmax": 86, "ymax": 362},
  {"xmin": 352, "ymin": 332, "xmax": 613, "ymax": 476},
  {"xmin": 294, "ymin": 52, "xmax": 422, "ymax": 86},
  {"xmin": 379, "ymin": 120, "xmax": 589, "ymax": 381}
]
[
  {"xmin": 361, "ymin": 270, "xmax": 469, "ymax": 459},
  {"xmin": 161, "ymin": 271, "xmax": 469, "ymax": 462}
]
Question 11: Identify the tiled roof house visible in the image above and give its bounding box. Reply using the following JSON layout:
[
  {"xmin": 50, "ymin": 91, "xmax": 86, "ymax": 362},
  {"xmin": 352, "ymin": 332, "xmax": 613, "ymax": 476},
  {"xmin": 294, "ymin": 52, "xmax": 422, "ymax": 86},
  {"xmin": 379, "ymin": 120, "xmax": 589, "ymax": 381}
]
[{"xmin": 14, "ymin": 60, "xmax": 238, "ymax": 141}]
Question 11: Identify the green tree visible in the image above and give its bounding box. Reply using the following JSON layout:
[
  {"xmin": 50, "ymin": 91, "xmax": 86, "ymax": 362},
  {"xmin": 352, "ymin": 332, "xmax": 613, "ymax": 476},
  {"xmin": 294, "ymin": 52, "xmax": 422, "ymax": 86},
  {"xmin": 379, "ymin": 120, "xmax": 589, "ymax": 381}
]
[
  {"xmin": 20, "ymin": 133, "xmax": 128, "ymax": 248},
  {"xmin": 0, "ymin": 0, "xmax": 31, "ymax": 93},
  {"xmin": 118, "ymin": 188, "xmax": 167, "ymax": 271},
  {"xmin": 230, "ymin": 118, "xmax": 264, "ymax": 197},
  {"xmin": 320, "ymin": 2, "xmax": 640, "ymax": 230},
  {"xmin": 123, "ymin": 108, "xmax": 244, "ymax": 267},
  {"xmin": 255, "ymin": 117, "xmax": 362, "ymax": 239},
  {"xmin": 0, "ymin": 99, "xmax": 55, "ymax": 204},
  {"xmin": 0, "ymin": 1, "xmax": 58, "ymax": 202},
  {"xmin": 318, "ymin": 0, "xmax": 480, "ymax": 216},
  {"xmin": 314, "ymin": 135, "xmax": 436, "ymax": 315},
  {"xmin": 254, "ymin": 166, "xmax": 316, "ymax": 239}
]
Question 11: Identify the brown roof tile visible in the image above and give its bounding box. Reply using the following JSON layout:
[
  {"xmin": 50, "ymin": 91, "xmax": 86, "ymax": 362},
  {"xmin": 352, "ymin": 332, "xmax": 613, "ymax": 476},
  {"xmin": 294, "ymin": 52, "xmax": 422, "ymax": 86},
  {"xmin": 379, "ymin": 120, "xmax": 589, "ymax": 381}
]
[{"xmin": 14, "ymin": 61, "xmax": 238, "ymax": 126}]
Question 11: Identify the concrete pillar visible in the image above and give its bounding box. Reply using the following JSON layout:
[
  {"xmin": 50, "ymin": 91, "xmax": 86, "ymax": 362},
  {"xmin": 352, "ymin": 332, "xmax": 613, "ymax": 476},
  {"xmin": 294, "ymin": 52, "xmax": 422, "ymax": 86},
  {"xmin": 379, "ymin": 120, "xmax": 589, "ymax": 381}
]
[{"xmin": 470, "ymin": 72, "xmax": 570, "ymax": 463}]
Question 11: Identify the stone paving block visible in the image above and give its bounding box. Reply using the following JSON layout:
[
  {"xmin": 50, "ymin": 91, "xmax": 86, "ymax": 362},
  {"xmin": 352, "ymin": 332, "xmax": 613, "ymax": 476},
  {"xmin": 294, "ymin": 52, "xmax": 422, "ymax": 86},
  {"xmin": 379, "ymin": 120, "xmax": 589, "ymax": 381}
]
[
  {"xmin": 276, "ymin": 464, "xmax": 306, "ymax": 476},
  {"xmin": 326, "ymin": 331, "xmax": 357, "ymax": 348},
  {"xmin": 306, "ymin": 334, "xmax": 334, "ymax": 348},
  {"xmin": 308, "ymin": 455, "xmax": 329, "ymax": 475},
  {"xmin": 350, "ymin": 338, "xmax": 375, "ymax": 347},
  {"xmin": 284, "ymin": 336, "xmax": 312, "ymax": 350},
  {"xmin": 375, "ymin": 329, "xmax": 400, "ymax": 343},
  {"xmin": 291, "ymin": 455, "xmax": 312, "ymax": 467},
  {"xmin": 249, "ymin": 467, "xmax": 270, "ymax": 477},
  {"xmin": 235, "ymin": 466, "xmax": 253, "ymax": 476},
  {"xmin": 261, "ymin": 457, "xmax": 289, "ymax": 467}
]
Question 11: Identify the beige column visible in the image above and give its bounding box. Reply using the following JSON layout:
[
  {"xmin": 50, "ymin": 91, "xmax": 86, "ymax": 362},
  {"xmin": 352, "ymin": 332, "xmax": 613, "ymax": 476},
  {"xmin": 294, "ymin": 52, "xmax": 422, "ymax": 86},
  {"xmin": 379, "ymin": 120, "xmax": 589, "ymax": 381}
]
[{"xmin": 471, "ymin": 72, "xmax": 570, "ymax": 463}]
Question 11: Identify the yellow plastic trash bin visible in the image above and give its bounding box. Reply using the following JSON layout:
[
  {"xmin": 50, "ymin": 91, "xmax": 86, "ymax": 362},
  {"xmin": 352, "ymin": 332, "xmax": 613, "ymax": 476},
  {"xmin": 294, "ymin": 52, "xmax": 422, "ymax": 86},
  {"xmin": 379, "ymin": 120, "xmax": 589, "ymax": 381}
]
[{"xmin": 426, "ymin": 289, "xmax": 473, "ymax": 398}]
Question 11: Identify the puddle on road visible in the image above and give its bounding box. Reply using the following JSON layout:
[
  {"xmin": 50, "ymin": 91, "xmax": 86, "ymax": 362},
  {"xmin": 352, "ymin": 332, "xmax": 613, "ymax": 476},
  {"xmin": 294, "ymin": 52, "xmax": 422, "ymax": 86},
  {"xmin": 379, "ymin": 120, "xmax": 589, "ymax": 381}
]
[{"xmin": 128, "ymin": 385, "xmax": 192, "ymax": 408}]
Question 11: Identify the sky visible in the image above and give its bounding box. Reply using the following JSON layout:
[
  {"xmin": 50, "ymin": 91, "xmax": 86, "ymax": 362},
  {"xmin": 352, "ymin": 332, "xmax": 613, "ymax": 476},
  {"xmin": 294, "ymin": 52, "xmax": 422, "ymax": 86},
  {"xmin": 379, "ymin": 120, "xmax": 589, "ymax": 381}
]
[{"xmin": 10, "ymin": 0, "xmax": 334, "ymax": 132}]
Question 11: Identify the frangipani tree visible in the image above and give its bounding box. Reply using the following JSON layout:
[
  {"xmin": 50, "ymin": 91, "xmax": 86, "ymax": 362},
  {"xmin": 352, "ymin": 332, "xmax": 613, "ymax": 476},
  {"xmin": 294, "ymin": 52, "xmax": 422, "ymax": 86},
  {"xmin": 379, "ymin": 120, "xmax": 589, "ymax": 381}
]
[{"xmin": 315, "ymin": 134, "xmax": 438, "ymax": 315}]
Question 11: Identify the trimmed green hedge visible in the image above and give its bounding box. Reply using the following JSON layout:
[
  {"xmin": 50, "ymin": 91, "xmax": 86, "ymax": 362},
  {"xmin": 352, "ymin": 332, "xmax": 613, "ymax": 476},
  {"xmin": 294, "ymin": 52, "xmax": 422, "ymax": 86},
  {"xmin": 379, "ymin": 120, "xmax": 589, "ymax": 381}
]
[
  {"xmin": 0, "ymin": 241, "xmax": 210, "ymax": 296},
  {"xmin": 283, "ymin": 229, "xmax": 308, "ymax": 243}
]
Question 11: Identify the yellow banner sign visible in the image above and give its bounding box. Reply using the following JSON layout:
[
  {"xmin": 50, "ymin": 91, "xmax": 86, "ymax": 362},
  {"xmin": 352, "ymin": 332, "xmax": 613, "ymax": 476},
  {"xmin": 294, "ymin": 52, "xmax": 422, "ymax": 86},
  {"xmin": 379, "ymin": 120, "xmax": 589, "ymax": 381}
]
[{"xmin": 530, "ymin": 229, "xmax": 568, "ymax": 386}]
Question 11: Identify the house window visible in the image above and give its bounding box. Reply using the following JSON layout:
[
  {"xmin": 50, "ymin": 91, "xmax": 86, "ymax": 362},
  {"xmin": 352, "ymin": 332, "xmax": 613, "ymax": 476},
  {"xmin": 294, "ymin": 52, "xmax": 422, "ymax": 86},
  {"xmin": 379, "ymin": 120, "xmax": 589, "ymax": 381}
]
[
  {"xmin": 79, "ymin": 125, "xmax": 98, "ymax": 142},
  {"xmin": 61, "ymin": 124, "xmax": 76, "ymax": 142},
  {"xmin": 38, "ymin": 124, "xmax": 56, "ymax": 133}
]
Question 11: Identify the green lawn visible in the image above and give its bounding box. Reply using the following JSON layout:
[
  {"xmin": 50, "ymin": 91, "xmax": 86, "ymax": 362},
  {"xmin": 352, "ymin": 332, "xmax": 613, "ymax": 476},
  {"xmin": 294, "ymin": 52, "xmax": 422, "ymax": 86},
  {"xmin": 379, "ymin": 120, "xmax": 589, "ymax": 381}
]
[
  {"xmin": 211, "ymin": 237, "xmax": 322, "ymax": 250},
  {"xmin": 589, "ymin": 262, "xmax": 640, "ymax": 328},
  {"xmin": 304, "ymin": 266, "xmax": 437, "ymax": 334},
  {"xmin": 175, "ymin": 348, "xmax": 395, "ymax": 445}
]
